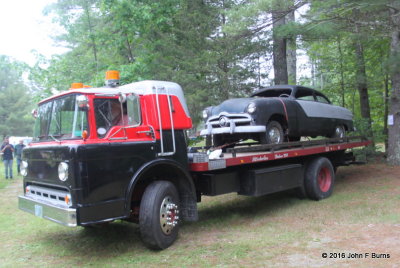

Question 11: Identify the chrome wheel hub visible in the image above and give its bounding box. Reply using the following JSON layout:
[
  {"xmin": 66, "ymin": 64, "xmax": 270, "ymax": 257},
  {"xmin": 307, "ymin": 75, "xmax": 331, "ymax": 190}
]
[
  {"xmin": 160, "ymin": 196, "xmax": 179, "ymax": 235},
  {"xmin": 269, "ymin": 127, "xmax": 281, "ymax": 144},
  {"xmin": 335, "ymin": 127, "xmax": 344, "ymax": 138}
]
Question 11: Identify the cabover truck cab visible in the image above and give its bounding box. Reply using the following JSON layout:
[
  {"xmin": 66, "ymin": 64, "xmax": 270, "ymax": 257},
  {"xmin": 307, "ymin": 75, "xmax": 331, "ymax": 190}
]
[
  {"xmin": 19, "ymin": 73, "xmax": 198, "ymax": 248},
  {"xmin": 19, "ymin": 72, "xmax": 370, "ymax": 249}
]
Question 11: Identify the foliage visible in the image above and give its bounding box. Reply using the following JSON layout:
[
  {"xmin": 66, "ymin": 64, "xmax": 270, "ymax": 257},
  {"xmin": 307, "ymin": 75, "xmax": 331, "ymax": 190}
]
[
  {"xmin": 0, "ymin": 56, "xmax": 35, "ymax": 137},
  {"xmin": 24, "ymin": 0, "xmax": 400, "ymax": 150}
]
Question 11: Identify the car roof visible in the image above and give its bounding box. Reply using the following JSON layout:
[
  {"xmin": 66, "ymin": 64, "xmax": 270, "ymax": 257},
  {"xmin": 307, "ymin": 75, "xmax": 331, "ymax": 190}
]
[{"xmin": 251, "ymin": 84, "xmax": 324, "ymax": 98}]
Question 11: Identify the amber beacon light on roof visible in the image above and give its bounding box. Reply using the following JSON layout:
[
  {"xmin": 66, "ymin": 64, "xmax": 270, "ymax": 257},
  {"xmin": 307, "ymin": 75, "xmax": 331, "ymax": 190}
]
[
  {"xmin": 69, "ymin": 83, "xmax": 84, "ymax": 90},
  {"xmin": 105, "ymin": 70, "xmax": 120, "ymax": 87}
]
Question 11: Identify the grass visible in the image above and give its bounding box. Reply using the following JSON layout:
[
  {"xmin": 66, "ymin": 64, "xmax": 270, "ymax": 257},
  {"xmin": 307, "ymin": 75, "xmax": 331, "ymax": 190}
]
[
  {"xmin": 0, "ymin": 162, "xmax": 19, "ymax": 189},
  {"xmin": 0, "ymin": 163, "xmax": 399, "ymax": 267}
]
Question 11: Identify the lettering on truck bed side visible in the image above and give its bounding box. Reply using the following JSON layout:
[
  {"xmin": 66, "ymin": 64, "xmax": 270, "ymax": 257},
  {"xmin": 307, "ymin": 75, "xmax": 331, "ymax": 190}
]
[
  {"xmin": 274, "ymin": 153, "xmax": 288, "ymax": 159},
  {"xmin": 252, "ymin": 156, "xmax": 269, "ymax": 162}
]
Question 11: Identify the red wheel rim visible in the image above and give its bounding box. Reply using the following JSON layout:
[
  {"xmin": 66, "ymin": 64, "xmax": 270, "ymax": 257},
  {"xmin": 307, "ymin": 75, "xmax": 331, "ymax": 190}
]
[{"xmin": 317, "ymin": 167, "xmax": 332, "ymax": 192}]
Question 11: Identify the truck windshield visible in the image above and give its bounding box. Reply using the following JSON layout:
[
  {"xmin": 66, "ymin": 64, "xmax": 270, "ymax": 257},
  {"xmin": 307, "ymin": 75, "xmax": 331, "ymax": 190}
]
[{"xmin": 33, "ymin": 94, "xmax": 89, "ymax": 141}]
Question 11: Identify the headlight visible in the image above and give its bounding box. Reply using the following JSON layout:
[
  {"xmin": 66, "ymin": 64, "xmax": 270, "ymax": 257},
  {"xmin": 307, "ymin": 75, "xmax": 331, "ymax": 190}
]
[
  {"xmin": 58, "ymin": 162, "xmax": 69, "ymax": 181},
  {"xmin": 20, "ymin": 161, "xmax": 28, "ymax": 177},
  {"xmin": 202, "ymin": 109, "xmax": 209, "ymax": 119},
  {"xmin": 247, "ymin": 102, "xmax": 257, "ymax": 114}
]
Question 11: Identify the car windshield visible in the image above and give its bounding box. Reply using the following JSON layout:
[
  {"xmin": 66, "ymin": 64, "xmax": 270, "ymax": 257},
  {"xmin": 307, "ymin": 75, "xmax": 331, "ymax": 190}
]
[{"xmin": 33, "ymin": 94, "xmax": 89, "ymax": 141}]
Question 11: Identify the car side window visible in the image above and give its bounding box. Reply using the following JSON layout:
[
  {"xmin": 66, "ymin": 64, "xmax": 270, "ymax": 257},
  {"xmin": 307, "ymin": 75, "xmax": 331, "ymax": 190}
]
[
  {"xmin": 297, "ymin": 95, "xmax": 314, "ymax": 101},
  {"xmin": 316, "ymin": 95, "xmax": 330, "ymax": 104},
  {"xmin": 295, "ymin": 88, "xmax": 315, "ymax": 101}
]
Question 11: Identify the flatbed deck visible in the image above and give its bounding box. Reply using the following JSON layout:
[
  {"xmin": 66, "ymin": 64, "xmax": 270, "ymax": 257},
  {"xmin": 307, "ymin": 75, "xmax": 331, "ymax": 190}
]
[{"xmin": 189, "ymin": 136, "xmax": 370, "ymax": 172}]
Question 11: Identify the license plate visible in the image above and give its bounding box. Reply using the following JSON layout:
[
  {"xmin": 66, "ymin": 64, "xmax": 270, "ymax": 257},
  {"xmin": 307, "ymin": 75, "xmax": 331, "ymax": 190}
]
[{"xmin": 34, "ymin": 204, "xmax": 43, "ymax": 217}]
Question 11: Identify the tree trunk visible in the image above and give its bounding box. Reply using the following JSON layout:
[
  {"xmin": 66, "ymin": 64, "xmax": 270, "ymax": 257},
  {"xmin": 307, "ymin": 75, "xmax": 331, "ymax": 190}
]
[
  {"xmin": 387, "ymin": 1, "xmax": 400, "ymax": 165},
  {"xmin": 354, "ymin": 20, "xmax": 373, "ymax": 143},
  {"xmin": 286, "ymin": 10, "xmax": 296, "ymax": 84},
  {"xmin": 337, "ymin": 37, "xmax": 345, "ymax": 107},
  {"xmin": 354, "ymin": 40, "xmax": 371, "ymax": 121},
  {"xmin": 83, "ymin": 0, "xmax": 98, "ymax": 70},
  {"xmin": 125, "ymin": 33, "xmax": 134, "ymax": 63},
  {"xmin": 272, "ymin": 10, "xmax": 288, "ymax": 85},
  {"xmin": 383, "ymin": 73, "xmax": 389, "ymax": 153}
]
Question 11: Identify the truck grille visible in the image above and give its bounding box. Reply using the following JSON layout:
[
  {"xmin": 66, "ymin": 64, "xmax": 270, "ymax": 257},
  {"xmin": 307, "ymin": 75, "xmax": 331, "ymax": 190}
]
[{"xmin": 25, "ymin": 185, "xmax": 72, "ymax": 208}]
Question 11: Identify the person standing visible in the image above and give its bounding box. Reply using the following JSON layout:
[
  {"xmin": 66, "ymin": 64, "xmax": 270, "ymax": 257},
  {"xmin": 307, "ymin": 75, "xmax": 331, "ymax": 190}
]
[
  {"xmin": 14, "ymin": 140, "xmax": 25, "ymax": 175},
  {"xmin": 1, "ymin": 137, "xmax": 14, "ymax": 179}
]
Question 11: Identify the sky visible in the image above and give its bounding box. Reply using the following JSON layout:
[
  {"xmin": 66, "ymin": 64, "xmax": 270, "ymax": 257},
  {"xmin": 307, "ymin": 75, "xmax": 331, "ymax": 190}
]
[{"xmin": 0, "ymin": 0, "xmax": 67, "ymax": 65}]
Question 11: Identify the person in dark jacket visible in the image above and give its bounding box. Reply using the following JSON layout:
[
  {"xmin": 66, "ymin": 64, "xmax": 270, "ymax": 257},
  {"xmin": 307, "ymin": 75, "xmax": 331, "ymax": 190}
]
[
  {"xmin": 14, "ymin": 140, "xmax": 25, "ymax": 174},
  {"xmin": 1, "ymin": 137, "xmax": 14, "ymax": 179}
]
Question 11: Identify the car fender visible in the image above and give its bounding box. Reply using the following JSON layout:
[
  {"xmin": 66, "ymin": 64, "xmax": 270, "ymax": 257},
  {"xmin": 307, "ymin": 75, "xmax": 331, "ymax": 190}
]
[{"xmin": 252, "ymin": 98, "xmax": 299, "ymax": 135}]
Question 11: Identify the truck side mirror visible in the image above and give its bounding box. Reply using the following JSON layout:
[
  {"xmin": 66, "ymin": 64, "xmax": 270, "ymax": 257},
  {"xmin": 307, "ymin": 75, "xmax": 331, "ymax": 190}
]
[
  {"xmin": 76, "ymin": 95, "xmax": 89, "ymax": 110},
  {"xmin": 118, "ymin": 93, "xmax": 127, "ymax": 103}
]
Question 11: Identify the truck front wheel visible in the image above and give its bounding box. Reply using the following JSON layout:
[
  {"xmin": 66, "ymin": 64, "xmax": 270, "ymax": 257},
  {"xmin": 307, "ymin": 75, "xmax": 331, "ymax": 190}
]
[
  {"xmin": 139, "ymin": 181, "xmax": 180, "ymax": 250},
  {"xmin": 304, "ymin": 157, "xmax": 335, "ymax": 200}
]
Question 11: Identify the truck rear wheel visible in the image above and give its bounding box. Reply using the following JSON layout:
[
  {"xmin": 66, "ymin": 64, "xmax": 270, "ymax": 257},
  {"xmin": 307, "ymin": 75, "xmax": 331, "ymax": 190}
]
[
  {"xmin": 139, "ymin": 181, "xmax": 180, "ymax": 250},
  {"xmin": 304, "ymin": 157, "xmax": 335, "ymax": 200}
]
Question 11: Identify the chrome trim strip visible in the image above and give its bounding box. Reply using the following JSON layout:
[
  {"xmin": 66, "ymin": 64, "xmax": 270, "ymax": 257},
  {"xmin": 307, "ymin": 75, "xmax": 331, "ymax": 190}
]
[
  {"xmin": 200, "ymin": 125, "xmax": 266, "ymax": 136},
  {"xmin": 18, "ymin": 195, "xmax": 77, "ymax": 227}
]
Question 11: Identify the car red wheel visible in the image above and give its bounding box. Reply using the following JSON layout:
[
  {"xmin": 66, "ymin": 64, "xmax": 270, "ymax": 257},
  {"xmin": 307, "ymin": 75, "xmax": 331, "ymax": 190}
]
[
  {"xmin": 304, "ymin": 157, "xmax": 335, "ymax": 200},
  {"xmin": 317, "ymin": 167, "xmax": 332, "ymax": 193}
]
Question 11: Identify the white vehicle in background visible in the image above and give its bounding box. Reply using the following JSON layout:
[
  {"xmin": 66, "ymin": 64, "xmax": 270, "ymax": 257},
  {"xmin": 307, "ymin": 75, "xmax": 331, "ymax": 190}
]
[{"xmin": 9, "ymin": 136, "xmax": 32, "ymax": 146}]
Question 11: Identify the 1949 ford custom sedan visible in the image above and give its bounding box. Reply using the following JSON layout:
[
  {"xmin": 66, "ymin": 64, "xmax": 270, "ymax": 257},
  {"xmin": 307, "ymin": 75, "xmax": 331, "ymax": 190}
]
[{"xmin": 200, "ymin": 85, "xmax": 353, "ymax": 146}]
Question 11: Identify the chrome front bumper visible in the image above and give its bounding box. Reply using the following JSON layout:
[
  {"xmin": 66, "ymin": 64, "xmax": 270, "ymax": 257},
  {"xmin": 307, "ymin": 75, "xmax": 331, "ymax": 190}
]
[
  {"xmin": 18, "ymin": 195, "xmax": 77, "ymax": 227},
  {"xmin": 200, "ymin": 125, "xmax": 266, "ymax": 135}
]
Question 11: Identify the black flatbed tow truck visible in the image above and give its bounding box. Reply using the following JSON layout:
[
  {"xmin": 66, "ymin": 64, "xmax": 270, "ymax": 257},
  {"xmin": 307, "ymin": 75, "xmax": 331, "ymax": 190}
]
[{"xmin": 18, "ymin": 75, "xmax": 370, "ymax": 249}]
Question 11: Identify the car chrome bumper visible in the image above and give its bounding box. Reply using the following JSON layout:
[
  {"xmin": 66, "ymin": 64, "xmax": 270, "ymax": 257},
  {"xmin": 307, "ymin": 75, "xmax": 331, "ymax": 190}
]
[
  {"xmin": 200, "ymin": 125, "xmax": 266, "ymax": 136},
  {"xmin": 18, "ymin": 195, "xmax": 77, "ymax": 227}
]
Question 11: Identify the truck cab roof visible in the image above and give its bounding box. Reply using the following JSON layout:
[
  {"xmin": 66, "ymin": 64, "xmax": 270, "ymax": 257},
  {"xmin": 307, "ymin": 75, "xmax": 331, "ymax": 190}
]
[{"xmin": 39, "ymin": 80, "xmax": 190, "ymax": 117}]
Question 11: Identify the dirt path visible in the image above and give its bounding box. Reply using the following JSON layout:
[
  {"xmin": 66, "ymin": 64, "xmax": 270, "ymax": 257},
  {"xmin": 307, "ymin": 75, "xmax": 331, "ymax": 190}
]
[{"xmin": 284, "ymin": 163, "xmax": 400, "ymax": 267}]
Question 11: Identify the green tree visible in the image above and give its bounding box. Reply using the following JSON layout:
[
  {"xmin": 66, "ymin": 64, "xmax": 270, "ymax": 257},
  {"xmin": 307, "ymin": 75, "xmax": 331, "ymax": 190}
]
[
  {"xmin": 0, "ymin": 56, "xmax": 35, "ymax": 137},
  {"xmin": 387, "ymin": 0, "xmax": 400, "ymax": 165}
]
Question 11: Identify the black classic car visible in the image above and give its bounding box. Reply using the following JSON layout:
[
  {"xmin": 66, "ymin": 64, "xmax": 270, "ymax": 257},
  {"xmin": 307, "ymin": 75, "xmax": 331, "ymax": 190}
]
[{"xmin": 200, "ymin": 85, "xmax": 353, "ymax": 146}]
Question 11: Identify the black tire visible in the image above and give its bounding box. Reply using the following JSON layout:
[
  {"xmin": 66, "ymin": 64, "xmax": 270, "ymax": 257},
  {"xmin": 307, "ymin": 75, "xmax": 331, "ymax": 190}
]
[
  {"xmin": 304, "ymin": 157, "xmax": 335, "ymax": 201},
  {"xmin": 260, "ymin": 121, "xmax": 284, "ymax": 144},
  {"xmin": 139, "ymin": 181, "xmax": 180, "ymax": 250},
  {"xmin": 330, "ymin": 125, "xmax": 346, "ymax": 139}
]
